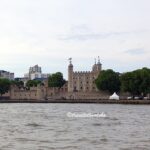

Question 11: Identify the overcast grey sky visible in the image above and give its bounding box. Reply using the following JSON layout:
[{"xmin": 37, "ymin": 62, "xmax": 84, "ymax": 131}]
[{"xmin": 0, "ymin": 0, "xmax": 149, "ymax": 78}]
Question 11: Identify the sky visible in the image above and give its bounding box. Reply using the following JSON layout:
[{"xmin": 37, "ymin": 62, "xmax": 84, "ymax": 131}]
[{"xmin": 0, "ymin": 0, "xmax": 150, "ymax": 79}]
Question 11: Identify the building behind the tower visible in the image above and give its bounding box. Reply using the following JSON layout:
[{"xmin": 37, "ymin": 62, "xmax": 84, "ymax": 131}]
[
  {"xmin": 0, "ymin": 70, "xmax": 14, "ymax": 80},
  {"xmin": 24, "ymin": 65, "xmax": 50, "ymax": 80}
]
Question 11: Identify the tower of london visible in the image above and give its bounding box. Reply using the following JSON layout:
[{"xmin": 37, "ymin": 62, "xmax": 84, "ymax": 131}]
[{"xmin": 68, "ymin": 57, "xmax": 102, "ymax": 93}]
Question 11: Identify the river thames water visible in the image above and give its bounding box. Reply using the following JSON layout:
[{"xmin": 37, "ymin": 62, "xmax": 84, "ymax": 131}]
[{"xmin": 0, "ymin": 103, "xmax": 150, "ymax": 150}]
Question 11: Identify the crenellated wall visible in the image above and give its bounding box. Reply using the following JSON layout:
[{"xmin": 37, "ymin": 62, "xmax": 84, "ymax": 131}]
[
  {"xmin": 74, "ymin": 71, "xmax": 91, "ymax": 74},
  {"xmin": 10, "ymin": 82, "xmax": 68, "ymax": 101},
  {"xmin": 10, "ymin": 85, "xmax": 46, "ymax": 100}
]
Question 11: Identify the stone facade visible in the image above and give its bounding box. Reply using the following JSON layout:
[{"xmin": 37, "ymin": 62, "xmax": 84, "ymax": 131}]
[
  {"xmin": 68, "ymin": 57, "xmax": 102, "ymax": 92},
  {"xmin": 46, "ymin": 82, "xmax": 68, "ymax": 99},
  {"xmin": 10, "ymin": 85, "xmax": 46, "ymax": 100},
  {"xmin": 10, "ymin": 82, "xmax": 68, "ymax": 100}
]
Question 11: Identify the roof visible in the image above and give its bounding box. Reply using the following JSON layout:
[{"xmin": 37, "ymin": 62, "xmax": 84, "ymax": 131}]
[{"xmin": 109, "ymin": 92, "xmax": 119, "ymax": 100}]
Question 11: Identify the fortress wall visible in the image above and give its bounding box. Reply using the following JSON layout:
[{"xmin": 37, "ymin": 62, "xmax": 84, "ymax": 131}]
[
  {"xmin": 10, "ymin": 90, "xmax": 37, "ymax": 100},
  {"xmin": 10, "ymin": 86, "xmax": 46, "ymax": 100},
  {"xmin": 66, "ymin": 91, "xmax": 109, "ymax": 100},
  {"xmin": 2, "ymin": 92, "xmax": 10, "ymax": 97},
  {"xmin": 46, "ymin": 85, "xmax": 68, "ymax": 100}
]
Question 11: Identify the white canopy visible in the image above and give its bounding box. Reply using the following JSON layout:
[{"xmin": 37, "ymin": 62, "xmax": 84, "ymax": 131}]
[{"xmin": 109, "ymin": 92, "xmax": 119, "ymax": 100}]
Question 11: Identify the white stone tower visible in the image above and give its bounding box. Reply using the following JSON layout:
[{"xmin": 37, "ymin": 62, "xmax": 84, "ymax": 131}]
[{"xmin": 68, "ymin": 58, "xmax": 73, "ymax": 92}]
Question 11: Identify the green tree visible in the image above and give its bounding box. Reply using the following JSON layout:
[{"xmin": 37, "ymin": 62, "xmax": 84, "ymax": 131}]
[
  {"xmin": 11, "ymin": 80, "xmax": 24, "ymax": 88},
  {"xmin": 120, "ymin": 68, "xmax": 150, "ymax": 96},
  {"xmin": 26, "ymin": 80, "xmax": 42, "ymax": 88},
  {"xmin": 95, "ymin": 69, "xmax": 120, "ymax": 93},
  {"xmin": 0, "ymin": 78, "xmax": 11, "ymax": 96},
  {"xmin": 120, "ymin": 72, "xmax": 136, "ymax": 95},
  {"xmin": 139, "ymin": 68, "xmax": 150, "ymax": 95},
  {"xmin": 48, "ymin": 72, "xmax": 66, "ymax": 88}
]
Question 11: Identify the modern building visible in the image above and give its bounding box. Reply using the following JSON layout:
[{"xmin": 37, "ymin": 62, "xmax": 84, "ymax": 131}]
[
  {"xmin": 68, "ymin": 57, "xmax": 102, "ymax": 92},
  {"xmin": 24, "ymin": 65, "xmax": 50, "ymax": 80},
  {"xmin": 0, "ymin": 70, "xmax": 14, "ymax": 80}
]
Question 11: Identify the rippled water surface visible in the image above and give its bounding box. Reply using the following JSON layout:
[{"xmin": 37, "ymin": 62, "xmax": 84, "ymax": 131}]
[{"xmin": 0, "ymin": 103, "xmax": 150, "ymax": 150}]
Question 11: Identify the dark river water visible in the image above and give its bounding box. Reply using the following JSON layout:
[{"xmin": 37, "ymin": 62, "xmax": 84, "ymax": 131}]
[{"xmin": 0, "ymin": 103, "xmax": 150, "ymax": 150}]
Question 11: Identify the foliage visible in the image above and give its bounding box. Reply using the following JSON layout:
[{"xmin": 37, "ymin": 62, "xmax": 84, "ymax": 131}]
[
  {"xmin": 95, "ymin": 69, "xmax": 120, "ymax": 93},
  {"xmin": 0, "ymin": 78, "xmax": 11, "ymax": 96},
  {"xmin": 120, "ymin": 67, "xmax": 150, "ymax": 96},
  {"xmin": 26, "ymin": 80, "xmax": 42, "ymax": 88},
  {"xmin": 48, "ymin": 72, "xmax": 66, "ymax": 88},
  {"xmin": 11, "ymin": 80, "xmax": 24, "ymax": 88}
]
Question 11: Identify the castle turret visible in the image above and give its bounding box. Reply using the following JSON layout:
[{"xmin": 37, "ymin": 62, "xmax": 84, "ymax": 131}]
[
  {"xmin": 68, "ymin": 58, "xmax": 73, "ymax": 92},
  {"xmin": 97, "ymin": 56, "xmax": 102, "ymax": 71},
  {"xmin": 92, "ymin": 56, "xmax": 102, "ymax": 72}
]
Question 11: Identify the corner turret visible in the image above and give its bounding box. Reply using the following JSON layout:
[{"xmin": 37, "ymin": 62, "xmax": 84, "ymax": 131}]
[
  {"xmin": 68, "ymin": 58, "xmax": 73, "ymax": 92},
  {"xmin": 92, "ymin": 56, "xmax": 102, "ymax": 72}
]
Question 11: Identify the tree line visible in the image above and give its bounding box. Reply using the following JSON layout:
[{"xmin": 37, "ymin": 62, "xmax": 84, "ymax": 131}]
[{"xmin": 95, "ymin": 67, "xmax": 150, "ymax": 97}]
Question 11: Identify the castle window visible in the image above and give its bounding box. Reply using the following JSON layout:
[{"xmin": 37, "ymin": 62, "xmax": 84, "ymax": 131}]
[
  {"xmin": 74, "ymin": 86, "xmax": 77, "ymax": 91},
  {"xmin": 87, "ymin": 87, "xmax": 88, "ymax": 89},
  {"xmin": 80, "ymin": 87, "xmax": 82, "ymax": 90},
  {"xmin": 87, "ymin": 81, "xmax": 89, "ymax": 84}
]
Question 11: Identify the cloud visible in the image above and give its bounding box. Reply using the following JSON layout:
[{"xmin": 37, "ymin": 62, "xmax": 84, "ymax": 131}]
[
  {"xmin": 0, "ymin": 0, "xmax": 150, "ymax": 77},
  {"xmin": 58, "ymin": 26, "xmax": 147, "ymax": 41},
  {"xmin": 124, "ymin": 48, "xmax": 146, "ymax": 55}
]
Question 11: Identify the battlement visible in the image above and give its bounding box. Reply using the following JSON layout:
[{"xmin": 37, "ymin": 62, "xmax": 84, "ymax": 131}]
[{"xmin": 74, "ymin": 71, "xmax": 91, "ymax": 74}]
